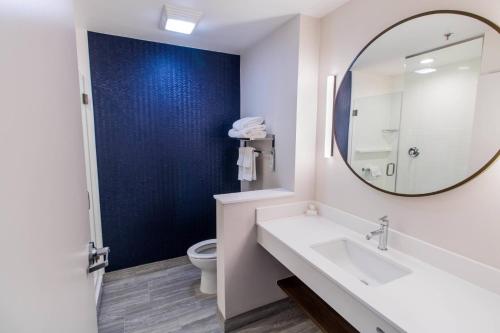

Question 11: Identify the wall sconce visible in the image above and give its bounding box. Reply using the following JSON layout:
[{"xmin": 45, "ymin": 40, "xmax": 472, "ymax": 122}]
[{"xmin": 324, "ymin": 75, "xmax": 337, "ymax": 158}]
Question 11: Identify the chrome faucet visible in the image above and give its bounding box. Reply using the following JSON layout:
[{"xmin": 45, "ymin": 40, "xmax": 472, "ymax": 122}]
[{"xmin": 366, "ymin": 215, "xmax": 389, "ymax": 251}]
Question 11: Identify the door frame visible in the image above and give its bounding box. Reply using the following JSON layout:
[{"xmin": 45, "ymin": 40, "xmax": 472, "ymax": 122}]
[{"xmin": 79, "ymin": 70, "xmax": 104, "ymax": 306}]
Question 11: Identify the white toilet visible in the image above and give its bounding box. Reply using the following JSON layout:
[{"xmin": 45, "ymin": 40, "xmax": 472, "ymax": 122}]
[{"xmin": 187, "ymin": 239, "xmax": 217, "ymax": 294}]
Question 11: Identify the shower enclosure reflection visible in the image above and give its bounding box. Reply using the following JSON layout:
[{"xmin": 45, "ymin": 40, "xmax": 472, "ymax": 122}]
[{"xmin": 349, "ymin": 38, "xmax": 483, "ymax": 193}]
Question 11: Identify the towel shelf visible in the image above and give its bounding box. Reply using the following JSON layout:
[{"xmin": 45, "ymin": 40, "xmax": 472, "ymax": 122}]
[
  {"xmin": 233, "ymin": 134, "xmax": 275, "ymax": 142},
  {"xmin": 234, "ymin": 134, "xmax": 276, "ymax": 172},
  {"xmin": 355, "ymin": 147, "xmax": 392, "ymax": 153}
]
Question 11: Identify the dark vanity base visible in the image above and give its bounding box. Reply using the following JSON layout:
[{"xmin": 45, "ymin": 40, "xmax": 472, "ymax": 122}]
[{"xmin": 277, "ymin": 276, "xmax": 359, "ymax": 333}]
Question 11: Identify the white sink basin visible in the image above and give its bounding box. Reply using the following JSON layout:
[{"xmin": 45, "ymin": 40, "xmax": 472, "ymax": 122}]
[{"xmin": 311, "ymin": 238, "xmax": 411, "ymax": 286}]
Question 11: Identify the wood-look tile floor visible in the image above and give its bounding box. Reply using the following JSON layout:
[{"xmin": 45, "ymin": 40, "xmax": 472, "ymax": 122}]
[{"xmin": 98, "ymin": 257, "xmax": 320, "ymax": 333}]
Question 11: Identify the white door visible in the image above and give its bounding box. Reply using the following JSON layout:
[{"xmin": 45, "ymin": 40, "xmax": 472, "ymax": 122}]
[
  {"xmin": 80, "ymin": 74, "xmax": 99, "ymax": 247},
  {"xmin": 75, "ymin": 28, "xmax": 105, "ymax": 301},
  {"xmin": 79, "ymin": 71, "xmax": 105, "ymax": 300},
  {"xmin": 0, "ymin": 1, "xmax": 99, "ymax": 332}
]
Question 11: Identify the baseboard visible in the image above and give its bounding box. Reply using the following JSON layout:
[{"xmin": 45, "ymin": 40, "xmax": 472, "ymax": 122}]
[
  {"xmin": 103, "ymin": 256, "xmax": 190, "ymax": 282},
  {"xmin": 218, "ymin": 297, "xmax": 292, "ymax": 332}
]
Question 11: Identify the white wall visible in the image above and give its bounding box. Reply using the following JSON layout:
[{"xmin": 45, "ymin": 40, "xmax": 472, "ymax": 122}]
[
  {"xmin": 468, "ymin": 71, "xmax": 500, "ymax": 172},
  {"xmin": 0, "ymin": 0, "xmax": 98, "ymax": 331},
  {"xmin": 294, "ymin": 16, "xmax": 320, "ymax": 199},
  {"xmin": 351, "ymin": 71, "xmax": 403, "ymax": 100},
  {"xmin": 480, "ymin": 30, "xmax": 500, "ymax": 74},
  {"xmin": 240, "ymin": 15, "xmax": 319, "ymax": 197},
  {"xmin": 216, "ymin": 193, "xmax": 294, "ymax": 319},
  {"xmin": 217, "ymin": 15, "xmax": 320, "ymax": 320},
  {"xmin": 469, "ymin": 30, "xmax": 500, "ymax": 172},
  {"xmin": 316, "ymin": 0, "xmax": 500, "ymax": 269},
  {"xmin": 240, "ymin": 16, "xmax": 300, "ymax": 191}
]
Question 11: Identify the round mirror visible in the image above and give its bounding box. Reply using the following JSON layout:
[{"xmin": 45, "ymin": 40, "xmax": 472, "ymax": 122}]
[{"xmin": 334, "ymin": 11, "xmax": 499, "ymax": 196}]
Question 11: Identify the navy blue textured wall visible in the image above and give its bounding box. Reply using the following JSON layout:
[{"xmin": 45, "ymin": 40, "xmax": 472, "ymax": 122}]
[
  {"xmin": 334, "ymin": 71, "xmax": 352, "ymax": 161},
  {"xmin": 88, "ymin": 32, "xmax": 240, "ymax": 271}
]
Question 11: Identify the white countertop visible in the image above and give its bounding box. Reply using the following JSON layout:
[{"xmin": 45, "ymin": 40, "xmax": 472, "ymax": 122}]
[
  {"xmin": 213, "ymin": 188, "xmax": 294, "ymax": 205},
  {"xmin": 258, "ymin": 214, "xmax": 500, "ymax": 333}
]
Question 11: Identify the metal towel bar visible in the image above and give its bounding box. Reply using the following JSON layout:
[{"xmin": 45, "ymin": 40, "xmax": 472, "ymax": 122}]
[{"xmin": 234, "ymin": 134, "xmax": 276, "ymax": 172}]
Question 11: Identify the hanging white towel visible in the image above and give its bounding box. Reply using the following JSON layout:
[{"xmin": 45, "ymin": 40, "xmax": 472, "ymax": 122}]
[
  {"xmin": 252, "ymin": 151, "xmax": 259, "ymax": 180},
  {"xmin": 232, "ymin": 117, "xmax": 264, "ymax": 131},
  {"xmin": 237, "ymin": 147, "xmax": 246, "ymax": 166},
  {"xmin": 237, "ymin": 147, "xmax": 258, "ymax": 181}
]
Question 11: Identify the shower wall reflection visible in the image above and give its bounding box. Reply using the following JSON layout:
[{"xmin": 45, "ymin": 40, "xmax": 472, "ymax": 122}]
[{"xmin": 349, "ymin": 37, "xmax": 483, "ymax": 193}]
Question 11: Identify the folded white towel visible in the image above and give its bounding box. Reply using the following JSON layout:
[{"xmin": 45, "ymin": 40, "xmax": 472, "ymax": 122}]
[
  {"xmin": 233, "ymin": 117, "xmax": 264, "ymax": 131},
  {"xmin": 239, "ymin": 124, "xmax": 266, "ymax": 134},
  {"xmin": 229, "ymin": 129, "xmax": 244, "ymax": 138},
  {"xmin": 228, "ymin": 128, "xmax": 267, "ymax": 140},
  {"xmin": 247, "ymin": 130, "xmax": 267, "ymax": 140}
]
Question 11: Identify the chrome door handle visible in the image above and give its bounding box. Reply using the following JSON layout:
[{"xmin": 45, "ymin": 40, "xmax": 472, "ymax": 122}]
[
  {"xmin": 386, "ymin": 163, "xmax": 395, "ymax": 176},
  {"xmin": 88, "ymin": 241, "xmax": 110, "ymax": 273}
]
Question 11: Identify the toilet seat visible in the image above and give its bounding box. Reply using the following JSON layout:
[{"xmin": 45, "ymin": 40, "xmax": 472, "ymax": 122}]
[{"xmin": 187, "ymin": 239, "xmax": 216, "ymax": 260}]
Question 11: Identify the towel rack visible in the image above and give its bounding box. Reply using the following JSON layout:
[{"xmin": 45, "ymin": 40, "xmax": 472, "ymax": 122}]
[{"xmin": 233, "ymin": 134, "xmax": 276, "ymax": 172}]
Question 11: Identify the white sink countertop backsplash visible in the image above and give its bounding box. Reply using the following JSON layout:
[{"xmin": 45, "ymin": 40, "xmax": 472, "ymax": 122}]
[{"xmin": 256, "ymin": 201, "xmax": 500, "ymax": 333}]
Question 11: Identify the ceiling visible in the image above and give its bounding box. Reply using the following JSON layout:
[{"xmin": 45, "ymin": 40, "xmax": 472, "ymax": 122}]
[
  {"xmin": 75, "ymin": 0, "xmax": 349, "ymax": 55},
  {"xmin": 352, "ymin": 14, "xmax": 491, "ymax": 76},
  {"xmin": 404, "ymin": 38, "xmax": 483, "ymax": 73}
]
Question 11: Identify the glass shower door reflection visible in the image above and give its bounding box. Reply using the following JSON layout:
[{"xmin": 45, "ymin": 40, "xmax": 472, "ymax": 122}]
[
  {"xmin": 395, "ymin": 38, "xmax": 483, "ymax": 194},
  {"xmin": 348, "ymin": 92, "xmax": 403, "ymax": 192}
]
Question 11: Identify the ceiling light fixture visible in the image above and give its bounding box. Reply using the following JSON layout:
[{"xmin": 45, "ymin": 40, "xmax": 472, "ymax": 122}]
[
  {"xmin": 414, "ymin": 68, "xmax": 437, "ymax": 74},
  {"xmin": 420, "ymin": 58, "xmax": 434, "ymax": 64},
  {"xmin": 160, "ymin": 4, "xmax": 203, "ymax": 35}
]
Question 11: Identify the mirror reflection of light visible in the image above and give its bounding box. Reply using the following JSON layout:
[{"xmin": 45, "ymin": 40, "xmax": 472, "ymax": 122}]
[
  {"xmin": 420, "ymin": 58, "xmax": 434, "ymax": 64},
  {"xmin": 414, "ymin": 68, "xmax": 437, "ymax": 74},
  {"xmin": 458, "ymin": 66, "xmax": 470, "ymax": 70}
]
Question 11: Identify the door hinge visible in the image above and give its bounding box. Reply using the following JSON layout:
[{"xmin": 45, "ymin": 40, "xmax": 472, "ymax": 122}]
[
  {"xmin": 87, "ymin": 191, "xmax": 90, "ymax": 210},
  {"xmin": 352, "ymin": 109, "xmax": 358, "ymax": 116},
  {"xmin": 88, "ymin": 242, "xmax": 110, "ymax": 274}
]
